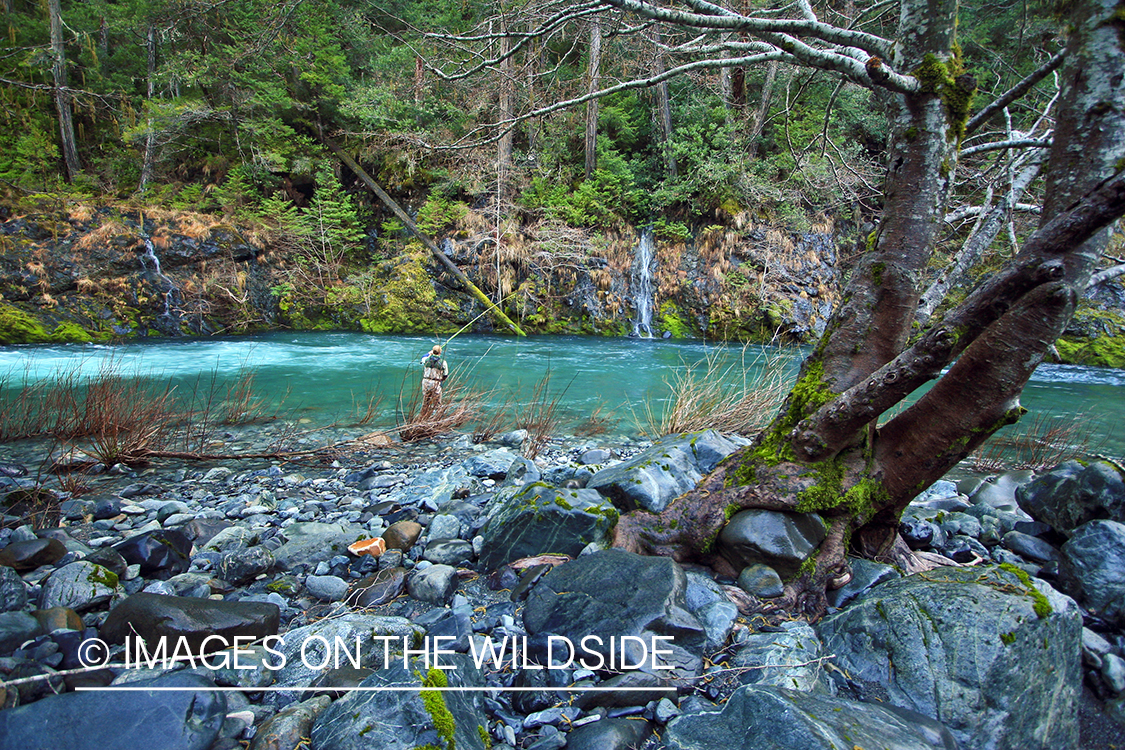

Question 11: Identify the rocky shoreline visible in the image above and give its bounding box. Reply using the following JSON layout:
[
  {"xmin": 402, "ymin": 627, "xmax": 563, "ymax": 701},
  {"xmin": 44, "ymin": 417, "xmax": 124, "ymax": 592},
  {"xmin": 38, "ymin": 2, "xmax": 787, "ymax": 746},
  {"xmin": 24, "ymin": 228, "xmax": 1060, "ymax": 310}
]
[{"xmin": 0, "ymin": 427, "xmax": 1123, "ymax": 750}]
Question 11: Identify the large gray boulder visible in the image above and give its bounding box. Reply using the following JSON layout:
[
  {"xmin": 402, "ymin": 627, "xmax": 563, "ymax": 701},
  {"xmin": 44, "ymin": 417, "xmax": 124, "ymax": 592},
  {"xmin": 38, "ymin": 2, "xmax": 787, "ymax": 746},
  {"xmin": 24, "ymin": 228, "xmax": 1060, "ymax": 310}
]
[
  {"xmin": 310, "ymin": 654, "xmax": 490, "ymax": 750},
  {"xmin": 1060, "ymin": 519, "xmax": 1125, "ymax": 624},
  {"xmin": 37, "ymin": 560, "xmax": 120, "ymax": 612},
  {"xmin": 522, "ymin": 549, "xmax": 705, "ymax": 679},
  {"xmin": 461, "ymin": 448, "xmax": 519, "ymax": 478},
  {"xmin": 1017, "ymin": 460, "xmax": 1125, "ymax": 535},
  {"xmin": 731, "ymin": 621, "xmax": 831, "ymax": 693},
  {"xmin": 477, "ymin": 483, "xmax": 617, "ymax": 570},
  {"xmin": 817, "ymin": 565, "xmax": 1081, "ymax": 750},
  {"xmin": 662, "ymin": 685, "xmax": 959, "ymax": 750},
  {"xmin": 272, "ymin": 522, "xmax": 367, "ymax": 570},
  {"xmin": 386, "ymin": 465, "xmax": 475, "ymax": 508},
  {"xmin": 267, "ymin": 614, "xmax": 424, "ymax": 703},
  {"xmin": 587, "ymin": 430, "xmax": 747, "ymax": 512},
  {"xmin": 0, "ymin": 672, "xmax": 227, "ymax": 750},
  {"xmin": 100, "ymin": 592, "xmax": 280, "ymax": 652},
  {"xmin": 719, "ymin": 509, "xmax": 827, "ymax": 579}
]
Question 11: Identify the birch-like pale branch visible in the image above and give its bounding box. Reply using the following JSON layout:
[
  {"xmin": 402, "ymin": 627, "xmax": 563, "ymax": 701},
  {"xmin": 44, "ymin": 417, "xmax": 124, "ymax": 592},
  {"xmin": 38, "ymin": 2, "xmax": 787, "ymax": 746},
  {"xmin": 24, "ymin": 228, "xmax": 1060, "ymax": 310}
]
[
  {"xmin": 601, "ymin": 0, "xmax": 895, "ymax": 59},
  {"xmin": 1088, "ymin": 263, "xmax": 1125, "ymax": 289},
  {"xmin": 960, "ymin": 137, "xmax": 1053, "ymax": 158},
  {"xmin": 945, "ymin": 203, "xmax": 1041, "ymax": 223}
]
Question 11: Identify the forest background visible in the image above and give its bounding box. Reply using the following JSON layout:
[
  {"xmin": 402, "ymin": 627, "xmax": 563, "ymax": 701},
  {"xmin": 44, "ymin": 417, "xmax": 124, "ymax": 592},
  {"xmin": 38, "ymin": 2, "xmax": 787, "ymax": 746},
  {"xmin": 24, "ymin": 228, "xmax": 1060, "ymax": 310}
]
[{"xmin": 0, "ymin": 0, "xmax": 1122, "ymax": 366}]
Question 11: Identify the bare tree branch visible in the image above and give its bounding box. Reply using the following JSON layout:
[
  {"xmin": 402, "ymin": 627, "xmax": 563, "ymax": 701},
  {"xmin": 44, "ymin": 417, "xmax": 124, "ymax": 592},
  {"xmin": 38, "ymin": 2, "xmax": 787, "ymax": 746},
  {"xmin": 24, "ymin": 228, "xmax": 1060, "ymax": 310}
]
[
  {"xmin": 960, "ymin": 137, "xmax": 1052, "ymax": 158},
  {"xmin": 426, "ymin": 49, "xmax": 790, "ymax": 150},
  {"xmin": 965, "ymin": 50, "xmax": 1066, "ymax": 135},
  {"xmin": 1088, "ymin": 262, "xmax": 1125, "ymax": 289},
  {"xmin": 601, "ymin": 0, "xmax": 895, "ymax": 59},
  {"xmin": 945, "ymin": 203, "xmax": 1041, "ymax": 223}
]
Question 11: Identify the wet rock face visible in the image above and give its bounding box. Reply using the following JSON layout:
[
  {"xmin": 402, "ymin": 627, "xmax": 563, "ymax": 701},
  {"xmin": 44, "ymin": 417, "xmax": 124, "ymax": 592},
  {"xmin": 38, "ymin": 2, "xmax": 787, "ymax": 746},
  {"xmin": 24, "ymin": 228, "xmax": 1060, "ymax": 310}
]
[
  {"xmin": 817, "ymin": 566, "xmax": 1082, "ymax": 750},
  {"xmin": 2, "ymin": 209, "xmax": 845, "ymax": 341},
  {"xmin": 0, "ymin": 672, "xmax": 228, "ymax": 750},
  {"xmin": 718, "ymin": 508, "xmax": 828, "ymax": 579},
  {"xmin": 1016, "ymin": 460, "xmax": 1125, "ymax": 535},
  {"xmin": 0, "ymin": 211, "xmax": 277, "ymax": 341}
]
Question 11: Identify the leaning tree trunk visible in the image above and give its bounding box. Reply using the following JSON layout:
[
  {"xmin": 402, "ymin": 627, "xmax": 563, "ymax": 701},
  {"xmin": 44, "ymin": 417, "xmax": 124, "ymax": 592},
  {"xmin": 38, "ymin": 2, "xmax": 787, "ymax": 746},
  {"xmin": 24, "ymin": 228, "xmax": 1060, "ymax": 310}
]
[
  {"xmin": 48, "ymin": 0, "xmax": 81, "ymax": 181},
  {"xmin": 653, "ymin": 29, "xmax": 676, "ymax": 177},
  {"xmin": 612, "ymin": 0, "xmax": 1125, "ymax": 619}
]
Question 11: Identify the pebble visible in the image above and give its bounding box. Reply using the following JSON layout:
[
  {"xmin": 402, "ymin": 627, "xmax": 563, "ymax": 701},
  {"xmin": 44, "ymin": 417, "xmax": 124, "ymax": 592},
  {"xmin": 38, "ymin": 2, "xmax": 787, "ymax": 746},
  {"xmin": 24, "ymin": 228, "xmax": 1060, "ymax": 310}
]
[{"xmin": 0, "ymin": 428, "xmax": 1116, "ymax": 750}]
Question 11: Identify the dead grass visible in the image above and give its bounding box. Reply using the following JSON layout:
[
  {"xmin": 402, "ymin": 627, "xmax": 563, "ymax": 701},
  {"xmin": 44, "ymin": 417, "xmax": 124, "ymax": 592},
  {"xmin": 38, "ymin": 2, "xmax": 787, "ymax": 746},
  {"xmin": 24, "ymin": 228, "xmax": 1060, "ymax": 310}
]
[
  {"xmin": 75, "ymin": 219, "xmax": 129, "ymax": 250},
  {"xmin": 967, "ymin": 411, "xmax": 1109, "ymax": 473},
  {"xmin": 635, "ymin": 343, "xmax": 791, "ymax": 437},
  {"xmin": 514, "ymin": 371, "xmax": 569, "ymax": 459},
  {"xmin": 0, "ymin": 357, "xmax": 291, "ymax": 466},
  {"xmin": 397, "ymin": 372, "xmax": 484, "ymax": 443},
  {"xmin": 67, "ymin": 204, "xmax": 95, "ymax": 222}
]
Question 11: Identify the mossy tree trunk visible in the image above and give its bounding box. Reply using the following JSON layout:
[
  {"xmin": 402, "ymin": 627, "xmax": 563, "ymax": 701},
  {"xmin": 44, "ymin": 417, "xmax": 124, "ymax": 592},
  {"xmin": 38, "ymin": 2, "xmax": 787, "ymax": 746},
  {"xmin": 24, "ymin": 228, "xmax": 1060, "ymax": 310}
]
[{"xmin": 610, "ymin": 0, "xmax": 1125, "ymax": 618}]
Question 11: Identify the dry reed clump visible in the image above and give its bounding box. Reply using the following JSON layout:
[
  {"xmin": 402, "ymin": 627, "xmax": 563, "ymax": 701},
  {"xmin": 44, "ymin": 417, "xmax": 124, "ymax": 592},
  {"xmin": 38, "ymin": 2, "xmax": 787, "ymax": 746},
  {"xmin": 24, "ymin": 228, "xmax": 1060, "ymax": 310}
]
[
  {"xmin": 0, "ymin": 359, "xmax": 184, "ymax": 465},
  {"xmin": 397, "ymin": 371, "xmax": 484, "ymax": 443},
  {"xmin": 67, "ymin": 204, "xmax": 95, "ymax": 222},
  {"xmin": 967, "ymin": 412, "xmax": 1109, "ymax": 473},
  {"xmin": 0, "ymin": 357, "xmax": 296, "ymax": 468},
  {"xmin": 635, "ymin": 344, "xmax": 791, "ymax": 436},
  {"xmin": 75, "ymin": 219, "xmax": 129, "ymax": 251},
  {"xmin": 514, "ymin": 372, "xmax": 567, "ymax": 459}
]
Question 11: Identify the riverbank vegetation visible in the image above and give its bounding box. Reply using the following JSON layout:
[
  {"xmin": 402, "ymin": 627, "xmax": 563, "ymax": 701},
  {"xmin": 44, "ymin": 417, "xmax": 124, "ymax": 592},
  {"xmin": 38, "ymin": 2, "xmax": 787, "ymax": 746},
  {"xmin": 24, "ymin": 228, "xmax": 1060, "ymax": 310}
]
[{"xmin": 0, "ymin": 0, "xmax": 1120, "ymax": 360}]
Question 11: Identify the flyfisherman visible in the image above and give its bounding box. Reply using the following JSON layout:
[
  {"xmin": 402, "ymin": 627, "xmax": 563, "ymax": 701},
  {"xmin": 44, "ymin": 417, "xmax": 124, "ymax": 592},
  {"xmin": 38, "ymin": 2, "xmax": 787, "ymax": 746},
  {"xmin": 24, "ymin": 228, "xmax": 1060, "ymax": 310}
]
[{"xmin": 420, "ymin": 344, "xmax": 448, "ymax": 418}]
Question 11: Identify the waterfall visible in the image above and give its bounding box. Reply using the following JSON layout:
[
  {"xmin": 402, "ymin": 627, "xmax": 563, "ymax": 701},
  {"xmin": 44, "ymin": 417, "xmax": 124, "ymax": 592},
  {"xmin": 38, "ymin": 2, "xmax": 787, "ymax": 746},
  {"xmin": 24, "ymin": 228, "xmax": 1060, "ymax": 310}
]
[
  {"xmin": 630, "ymin": 227, "xmax": 656, "ymax": 338},
  {"xmin": 139, "ymin": 237, "xmax": 183, "ymax": 333}
]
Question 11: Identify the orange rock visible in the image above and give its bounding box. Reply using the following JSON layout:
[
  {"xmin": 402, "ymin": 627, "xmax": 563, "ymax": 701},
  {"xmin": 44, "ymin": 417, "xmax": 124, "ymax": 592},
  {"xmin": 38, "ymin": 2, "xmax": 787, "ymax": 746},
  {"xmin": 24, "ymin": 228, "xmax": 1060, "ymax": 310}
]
[{"xmin": 347, "ymin": 537, "xmax": 386, "ymax": 557}]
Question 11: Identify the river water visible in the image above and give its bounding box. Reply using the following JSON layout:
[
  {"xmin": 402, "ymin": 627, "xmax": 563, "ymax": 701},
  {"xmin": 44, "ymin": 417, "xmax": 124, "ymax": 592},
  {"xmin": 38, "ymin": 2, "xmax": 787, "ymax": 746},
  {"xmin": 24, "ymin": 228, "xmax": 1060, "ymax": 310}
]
[{"xmin": 1, "ymin": 332, "xmax": 1122, "ymax": 460}]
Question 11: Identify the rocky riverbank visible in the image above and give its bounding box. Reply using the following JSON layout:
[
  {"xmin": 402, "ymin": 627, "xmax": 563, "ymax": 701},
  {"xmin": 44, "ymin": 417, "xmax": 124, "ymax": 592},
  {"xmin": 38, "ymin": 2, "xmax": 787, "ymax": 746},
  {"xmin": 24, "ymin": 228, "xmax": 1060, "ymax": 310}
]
[{"xmin": 0, "ymin": 428, "xmax": 1123, "ymax": 750}]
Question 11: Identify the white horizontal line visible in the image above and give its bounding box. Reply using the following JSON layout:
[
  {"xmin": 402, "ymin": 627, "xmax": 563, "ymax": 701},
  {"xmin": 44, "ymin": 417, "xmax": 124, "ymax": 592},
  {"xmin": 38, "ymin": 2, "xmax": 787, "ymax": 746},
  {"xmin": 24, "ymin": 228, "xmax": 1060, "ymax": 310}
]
[{"xmin": 76, "ymin": 685, "xmax": 676, "ymax": 692}]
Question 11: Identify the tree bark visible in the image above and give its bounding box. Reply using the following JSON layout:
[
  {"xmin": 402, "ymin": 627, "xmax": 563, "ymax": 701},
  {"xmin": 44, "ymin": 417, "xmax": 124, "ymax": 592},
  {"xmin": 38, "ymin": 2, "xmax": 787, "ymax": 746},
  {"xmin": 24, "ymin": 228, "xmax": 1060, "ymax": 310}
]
[
  {"xmin": 653, "ymin": 29, "xmax": 676, "ymax": 177},
  {"xmin": 746, "ymin": 60, "xmax": 778, "ymax": 158},
  {"xmin": 138, "ymin": 25, "xmax": 158, "ymax": 194},
  {"xmin": 497, "ymin": 19, "xmax": 514, "ymax": 190},
  {"xmin": 584, "ymin": 18, "xmax": 601, "ymax": 181},
  {"xmin": 48, "ymin": 0, "xmax": 81, "ymax": 181}
]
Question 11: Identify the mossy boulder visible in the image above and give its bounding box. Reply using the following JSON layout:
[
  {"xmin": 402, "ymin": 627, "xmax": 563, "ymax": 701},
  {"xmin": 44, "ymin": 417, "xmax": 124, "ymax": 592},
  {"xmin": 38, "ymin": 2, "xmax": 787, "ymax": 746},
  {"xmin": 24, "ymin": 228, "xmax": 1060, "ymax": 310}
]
[
  {"xmin": 587, "ymin": 429, "xmax": 749, "ymax": 513},
  {"xmin": 817, "ymin": 565, "xmax": 1081, "ymax": 750},
  {"xmin": 477, "ymin": 483, "xmax": 618, "ymax": 570},
  {"xmin": 310, "ymin": 654, "xmax": 490, "ymax": 750}
]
